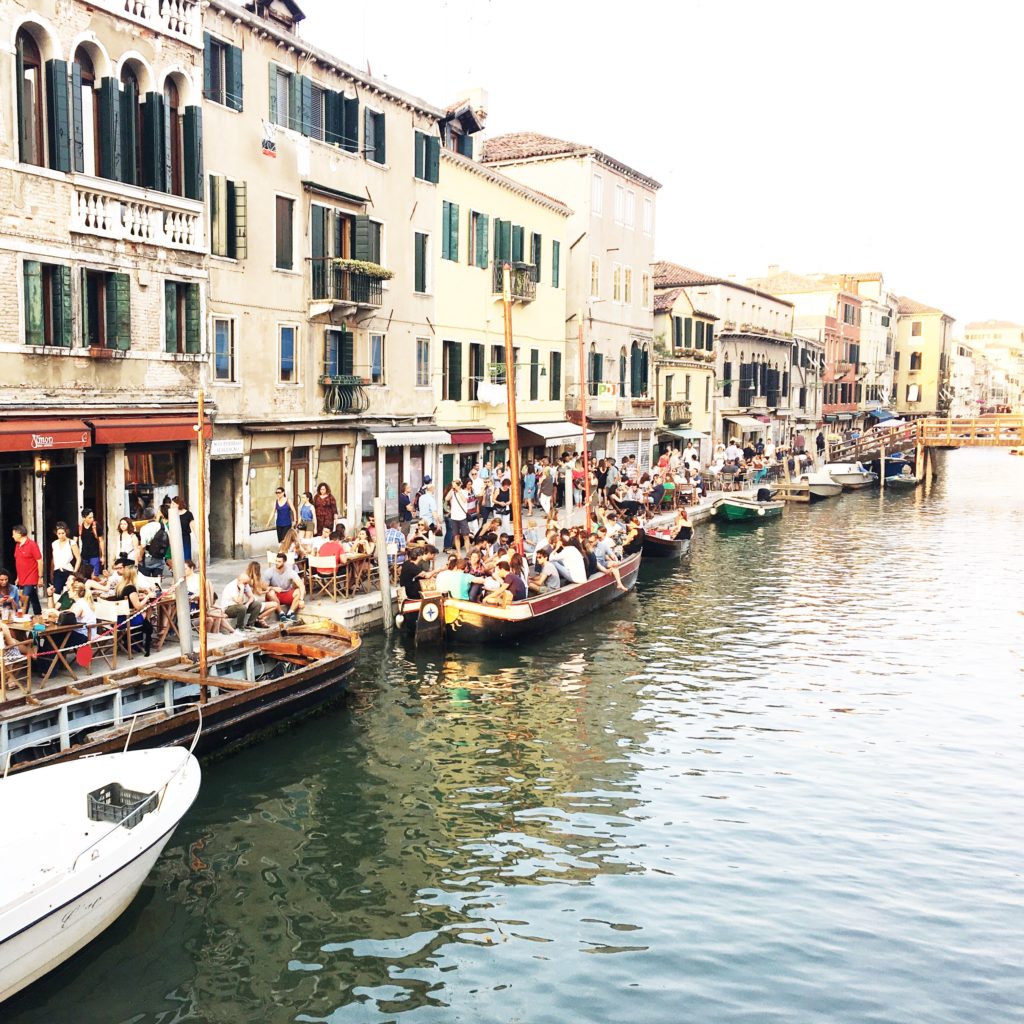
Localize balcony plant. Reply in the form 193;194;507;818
330;258;394;280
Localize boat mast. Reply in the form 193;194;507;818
502;263;524;556
195;389;209;696
578;310;592;534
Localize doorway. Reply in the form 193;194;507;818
290;447;310;511
43;465;78;555
209;459;237;559
0;467;24;572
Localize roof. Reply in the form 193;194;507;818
440;149;571;215
654;260;794;307
481;132;661;190
897;295;946;316
746;269;830;294
964;319;1024;330
653;287;683;313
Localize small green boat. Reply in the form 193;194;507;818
712;495;785;522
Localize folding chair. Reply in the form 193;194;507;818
95;598;133;660
1;636;34;701
307;555;339;601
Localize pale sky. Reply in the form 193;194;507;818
302;0;1023;332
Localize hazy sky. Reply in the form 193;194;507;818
302;0;1023;332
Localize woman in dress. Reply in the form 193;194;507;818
313;483;338;535
114;517;141;565
172;496;195;560
51;521;79;597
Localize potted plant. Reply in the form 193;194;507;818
331;258;394;280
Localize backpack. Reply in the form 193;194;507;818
147;525;168;560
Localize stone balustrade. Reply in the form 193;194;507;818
71;182;205;253
92;0;201;45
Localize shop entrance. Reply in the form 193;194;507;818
43;464;78;550
209;459;237;560
0;467;23;571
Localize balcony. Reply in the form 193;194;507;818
663;400;692;426
70;180;205;252
92;0;201;46
492;262;537;303
309;259;385;318
320;372;369;415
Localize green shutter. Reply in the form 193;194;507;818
511;224;524;263
552;240;560;287
203;33;214;98
182;105;203;200
141;92;165;191
630;345;642;397
341;328;354;375
299;74;313;135
81;270;92;346
267;63;277;123
684;318;693;347
120;78;137;185
54;265;72;347
550;351;561;401
414;232;426;293
108;273;132;350
325;90;343;146
45;60;71;172
442;202;458;261
695;321;705;350
354;214;372;261
530;349;539;401
375;111;386;163
70;62;84;172
460;134;473;159
448;341;462;401
476;213;489;269
164;280;178;352
97;78;122;181
185;283;201;353
363;107;374;160
23;262;43;346
225;44;243;111
414;131;425;179
426;135;440;183
495;219;511;262
232;180;247;259
342;95;359;151
531;232;542;283
288;72;301;132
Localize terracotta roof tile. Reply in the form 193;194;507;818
897;295;944;316
651;260;718;287
653;287;683;313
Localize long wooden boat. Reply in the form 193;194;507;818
641;528;691;558
711;496;784;522
0;621;360;774
399;552;641;645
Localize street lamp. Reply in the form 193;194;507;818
34;456;50;478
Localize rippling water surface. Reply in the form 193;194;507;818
9;450;1024;1024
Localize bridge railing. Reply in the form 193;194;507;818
917;415;1023;447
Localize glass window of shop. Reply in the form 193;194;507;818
249;448;284;532
360;441;376;521
316;447;345;519
407;445;424;493
125;449;184;521
384;448;400;519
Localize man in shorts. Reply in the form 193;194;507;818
266;554;306;622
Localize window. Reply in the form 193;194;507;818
894;351;901;370
552;240;560;287
614;184;624;223
910;351;923;370
164;280;201;353
684;374;691;401
511;225;525;263
642;197;653;235
416;337;430;388
592;172;603;214
308;83;325;140
442;340;462;400
641;272;650;308
73;47;98;177
442;201;459;261
414;232;429;293
468;343;485;401
23;262;72;347
15;30;44;167
624;190;635;228
588;343;602;396
911;321;922;337
907;383;921;403
119;65;142;187
275;196;294;270
590;257;600;298
619;347;627;392
369;333;385;384
209;175;247;259
82;269;131;349
271;67;291;128
612;264;622;303
695;321;705;350
279;324;298;383
203;33;243;110
324;328;354;376
623;268;632;305
268;65;358;151
549;351;562;400
213;318;235;381
490;344;505;385
684;318;693;348
529;349;540;401
723;360;733;398
469;210;489;269
364;108;386;163
414;131;440;182
530;232;542;283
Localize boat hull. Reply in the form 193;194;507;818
401;553;641;645
806;481;842;500
713;498;784;522
641;531;690;558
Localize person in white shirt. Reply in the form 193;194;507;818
219;574;261;630
550;537;587;585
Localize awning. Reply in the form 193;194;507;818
0;418;91;453
659;427;708;440
754;414;772;423
446;428;494;445
89;415;211;444
518;421;594;447
836;413;853;421
724;415;768;431
869;408;895;421
369;429;450;448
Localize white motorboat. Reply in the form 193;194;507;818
888;465;921;487
0;747;201;1003
797;472;843;501
825;462;879;490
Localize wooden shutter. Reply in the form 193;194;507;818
723;360;733;398
15;37;27;163
267;64;277;124
511;225;524;263
185;283;201;353
53;265;72;347
97;78;122;182
673;317;681;348
552;240;560;287
414;131;425;179
287;72;301;132
363;107;375;160
45;60;71;172
375;111;386;163
531;233;542;283
108;273;132;350
549;351;561;400
23;262;43;346
120;78;137;185
70;62;84;173
141;92;165;191
494;219;511;262
203;33;214;98
426;135;440;182
630;343;642;397
446;202;459;261
446;341;462;401
342;95;359;152
225;44;243;111
695;321;704;350
182;106;203;200
641;347;649;394
231;179;247;259
530;349;539;401
414;232;426;293
325;91;343;146
475;213;489;269
164;280;178;352
782;371;789;398
341;328;354;375
354;214;372;261
684;317;692;347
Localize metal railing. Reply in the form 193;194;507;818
663;400;692;426
320;372;370;415
309;260;384;308
492;262;536;302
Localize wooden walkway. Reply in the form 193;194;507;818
830;415;1023;465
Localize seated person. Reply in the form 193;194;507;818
183;561;234;635
114;565;155;655
0;570;21;614
550;539;587;585
482;560;527;607
622;518;645;556
593;528;628;592
528;549;561;594
1;620;28;672
219;574;261;632
265;554;306;622
399;550;438;600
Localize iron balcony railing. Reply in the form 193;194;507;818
663;400;692;426
309;259;384;308
319;371;370;415
492;262;537;302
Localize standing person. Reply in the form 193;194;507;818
604;457;620;503
171;496;194;560
448;479;471;557
418;482;440;539
398;482;414;536
113;517;141;565
538;464;554;517
12;525;43;616
793;431;806;455
268;486;295;543
493;477;512;532
296;491;316;539
522;463;537;514
50;522;79;597
816;431;826;458
78;509;104;576
313;483;338;535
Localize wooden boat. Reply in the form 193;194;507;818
0;613;361;775
825;462;879;489
641;527;691;558
399;552;641;645
0;747;200;1002
711;495;784;522
797;472;842;501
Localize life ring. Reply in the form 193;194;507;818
757;507;765;516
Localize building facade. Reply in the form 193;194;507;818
893;296;954;417
962;320;1023;413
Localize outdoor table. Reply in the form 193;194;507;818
6;616;84;684
338;553;371;597
148;592;180;651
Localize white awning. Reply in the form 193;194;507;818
724;415;768;432
518;421;594;446
368;429;450;448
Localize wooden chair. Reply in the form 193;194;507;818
95;598;133;661
86;618;119;671
1;637;34;701
386;542;401;584
307;555;339;601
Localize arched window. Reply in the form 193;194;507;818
641;344;650;397
120;65;142;185
618;346;627;393
164;78;183;196
74;46;98;176
630;340;641;398
16;29;44;166
588;342;602;397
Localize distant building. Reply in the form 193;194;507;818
962;320;1023;412
894;297;955;416
948;341;979;418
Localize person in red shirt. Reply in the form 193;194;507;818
12;525;43;615
316;529;345;578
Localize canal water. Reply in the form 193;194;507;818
8;450;1023;1024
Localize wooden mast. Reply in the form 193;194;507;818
578;310;592;534
196;389;209;697
502;264;524;556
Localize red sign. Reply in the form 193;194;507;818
0;419;91;453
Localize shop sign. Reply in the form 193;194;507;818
210;438;244;457
31;430;89;449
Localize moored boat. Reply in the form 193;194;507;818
641;528;691;558
887;465;920;487
711;494;785;522
797;472;843;501
0;747;200;1002
825;462;879;489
